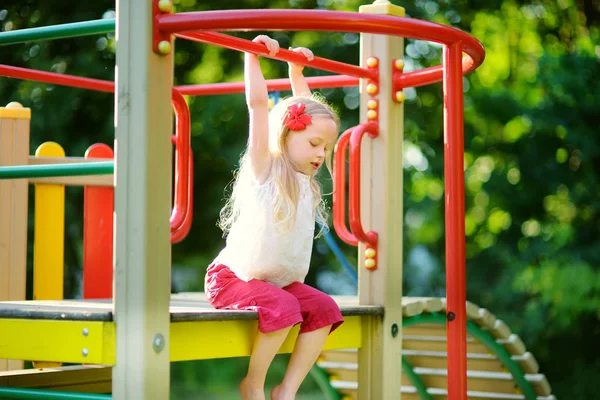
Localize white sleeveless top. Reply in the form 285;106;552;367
214;172;315;288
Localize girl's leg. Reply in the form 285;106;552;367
271;283;344;399
242;326;294;400
204;264;304;400
270;325;332;400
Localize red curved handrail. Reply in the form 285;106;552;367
171;152;194;244
176;31;376;81
170;89;190;234
158;9;485;86
0;64;191;241
349;122;379;247
333;127;358;247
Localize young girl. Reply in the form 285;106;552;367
204;35;344;400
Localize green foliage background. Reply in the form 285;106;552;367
1;0;599;398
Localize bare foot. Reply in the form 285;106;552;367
270;384;294;400
240;377;266;400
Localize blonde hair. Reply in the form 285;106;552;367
218;94;340;238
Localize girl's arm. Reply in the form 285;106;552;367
245;35;279;183
288;46;314;97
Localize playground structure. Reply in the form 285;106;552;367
0;1;557;399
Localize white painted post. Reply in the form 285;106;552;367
357;1;405;398
112;0;173;398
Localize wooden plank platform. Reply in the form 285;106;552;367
0;294;382;366
0;293;383;322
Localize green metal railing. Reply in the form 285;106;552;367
0;162;114;180
0;387;111;400
0;19;115;46
402;357;434;400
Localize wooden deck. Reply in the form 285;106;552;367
0;293;383;321
0;294;381;365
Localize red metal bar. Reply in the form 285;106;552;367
170;89;190;233
394;56;475;90
0;65;191;238
158;10;485;88
177;75;358;96
0;63;357;96
444;41;467;400
0;64;114;92
176;31;376;80
333;127;358;247
348;122;379;247
171;152;194;244
83;143;114;299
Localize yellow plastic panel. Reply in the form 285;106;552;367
0;319;115;365
170;316;362;362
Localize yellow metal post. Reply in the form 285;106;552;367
33;142;66;301
0;102;31;371
112;0;174;398
358;1;406;398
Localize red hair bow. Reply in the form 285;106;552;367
283;103;312;131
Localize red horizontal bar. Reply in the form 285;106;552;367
0;64;114;92
158;10;484;88
0;64;357;97
394;56;475;89
176;31;376;80
177;75;357;96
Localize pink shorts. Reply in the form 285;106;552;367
205;263;344;334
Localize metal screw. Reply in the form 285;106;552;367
447;311;456;321
82;328;89;337
153;333;165;353
391;323;399;338
82;348;89;357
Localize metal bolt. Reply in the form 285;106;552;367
82;328;89;337
447;311;456;321
366;57;378;68
364;258;376;269
158;0;172;13
153;333;165;353
157;41;172;55
366;83;378;95
395;59;405;70
365;248;376;258
391;323;399;338
82;348;89;357
395;91;406;103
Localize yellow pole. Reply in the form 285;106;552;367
0;102;31;371
32;141;66;369
33;142;66;300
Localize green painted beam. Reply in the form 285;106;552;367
0;387;111;400
309;365;342;400
402;357;433;400
0;19;115;46
0;162;114;180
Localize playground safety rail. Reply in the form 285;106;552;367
0;162;113;180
